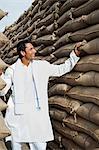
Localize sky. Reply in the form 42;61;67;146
0;0;33;32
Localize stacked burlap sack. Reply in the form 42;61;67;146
0;9;8;21
0;0;99;149
0;58;11;150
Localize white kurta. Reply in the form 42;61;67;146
0;51;79;143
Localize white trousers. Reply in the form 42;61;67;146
12;141;47;150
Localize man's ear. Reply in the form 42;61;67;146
20;51;25;57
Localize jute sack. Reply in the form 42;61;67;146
60;71;99;87
48;83;71;97
47;141;59;150
76;103;99;126
69;24;99;42
72;0;99;18
0;98;7;111
0;112;11;139
56;16;87;37
36;23;58;38
54;131;82;150
53;43;75;58
4;55;18;65
37;46;55;56
0;76;6;90
57;10;73;27
44;2;60;17
63;116;99;142
79;38;99;54
55;129;99;149
0;140;7;150
52;120;79;142
53;33;71;49
44;54;57;63
53;71;82;85
49;96;82;114
32;34;58;46
36;13;55;28
49;108;67;121
67;86;99;106
53;120;99;149
0;9;8;20
0;58;9;70
74;55;99;72
59;0;89;15
42;0;59;10
82;9;99;25
0;33;9;48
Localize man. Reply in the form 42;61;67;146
0;40;80;150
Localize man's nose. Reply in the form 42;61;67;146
34;49;36;53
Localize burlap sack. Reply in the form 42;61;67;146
79;38;99;54
0;76;6;90
44;54;57;63
0;98;7;111
0;112;11;139
4;55;18;65
42;0;59;10
53;33;71;49
32;9;46;23
53;120;99;149
59;0;89;15
49;96;82;114
36;13;55;28
60;71;99;87
0;33;9;48
55;130;98;150
54;131;82;150
53;43;75;58
36;24;56;38
76;103;99;126
67;86;99;106
48;83;71;97
44;2;60;17
74;55;99;72
49;108;67;121
56;16;87;37
72;0;99;18
82;9;99;25
0;58;9;70
47;141;59;150
69;24;99;42
56;71;83;85
57;10;72;27
32;34;58;46
63;116;99;142
0;140;7;150
37;46;55;56
0;9;8;20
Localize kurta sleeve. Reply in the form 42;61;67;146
0;67;13;96
48;50;80;77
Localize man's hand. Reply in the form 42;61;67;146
74;40;87;57
74;42;82;57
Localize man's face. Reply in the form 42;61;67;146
22;43;36;61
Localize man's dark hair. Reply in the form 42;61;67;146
17;40;33;58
